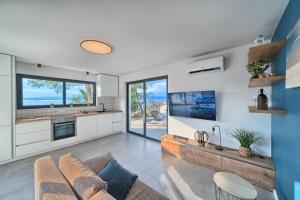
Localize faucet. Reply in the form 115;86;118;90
212;125;223;150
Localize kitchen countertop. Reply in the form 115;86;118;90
16;110;123;124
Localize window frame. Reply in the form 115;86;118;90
17;74;96;109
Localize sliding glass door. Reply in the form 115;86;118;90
127;76;167;140
128;82;145;135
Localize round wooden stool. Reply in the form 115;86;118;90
213;172;258;200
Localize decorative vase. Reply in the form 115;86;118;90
257;88;268;110
194;130;209;144
239;146;252;157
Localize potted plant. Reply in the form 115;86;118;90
246;58;271;79
232;129;262;157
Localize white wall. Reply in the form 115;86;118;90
16;61;97;82
118;44;272;156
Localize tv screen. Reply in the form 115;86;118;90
168;90;216;120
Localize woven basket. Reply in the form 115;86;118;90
239;146;252;157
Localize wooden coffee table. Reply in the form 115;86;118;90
213;172;257;200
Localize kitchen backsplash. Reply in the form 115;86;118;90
17;96;118;119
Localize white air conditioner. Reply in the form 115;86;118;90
187;56;224;75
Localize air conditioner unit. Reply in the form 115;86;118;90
187;56;224;75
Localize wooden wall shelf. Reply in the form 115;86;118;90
248;106;287;115
248;75;285;87
248;40;286;64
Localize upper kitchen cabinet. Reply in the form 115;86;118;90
97;74;119;97
110;75;119;96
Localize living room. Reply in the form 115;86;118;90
0;1;299;200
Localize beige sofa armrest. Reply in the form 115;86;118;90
89;190;116;200
34;156;78;200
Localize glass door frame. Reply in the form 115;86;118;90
126;76;168;142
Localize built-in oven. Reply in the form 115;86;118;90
51;115;76;141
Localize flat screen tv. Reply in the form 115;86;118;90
168;90;216;121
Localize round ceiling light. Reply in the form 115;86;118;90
80;40;112;55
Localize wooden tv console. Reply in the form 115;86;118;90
161;134;275;191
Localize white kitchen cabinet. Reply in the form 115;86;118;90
112;112;123;123
97;74;111;97
16;120;50;135
0;126;12;161
15;120;51;158
0;54;12;162
110;76;119;96
112;122;123;133
0;76;12;126
97;114;113;136
16;140;50;157
77;115;97;141
16;130;50;146
96;74;119;97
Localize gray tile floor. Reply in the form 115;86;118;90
0;133;274;200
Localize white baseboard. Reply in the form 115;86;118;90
273;189;279;200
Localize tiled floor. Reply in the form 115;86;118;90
0;133;274;200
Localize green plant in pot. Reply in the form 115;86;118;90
232;129;262;157
246;58;271;79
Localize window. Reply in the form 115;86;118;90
66;82;94;105
17;74;96;109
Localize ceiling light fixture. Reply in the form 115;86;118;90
80;39;112;55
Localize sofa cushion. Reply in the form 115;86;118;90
34;156;78;200
59;154;107;200
89;190;116;200
98;159;138;200
125;180;169;200
84;152;114;174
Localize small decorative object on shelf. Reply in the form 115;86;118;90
257;88;268;110
194;130;209;144
246;58;271;79
232;129;262;157
50;103;55;108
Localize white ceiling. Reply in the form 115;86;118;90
0;0;288;75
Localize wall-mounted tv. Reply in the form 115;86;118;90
168;90;216;121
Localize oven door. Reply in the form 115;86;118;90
52;121;76;141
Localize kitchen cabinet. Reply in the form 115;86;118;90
112;113;122;123
112;113;123;133
16;130;50;146
0;76;12;126
0;126;12;161
16;140;50;157
0;54;13;162
77;115;97;141
112;122;123;133
16;120;51;157
97;114;113;136
110;75;119;96
16;120;50;135
97;74;119;97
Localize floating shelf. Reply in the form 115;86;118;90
248;106;287;115
248;40;286;64
248;75;285;88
